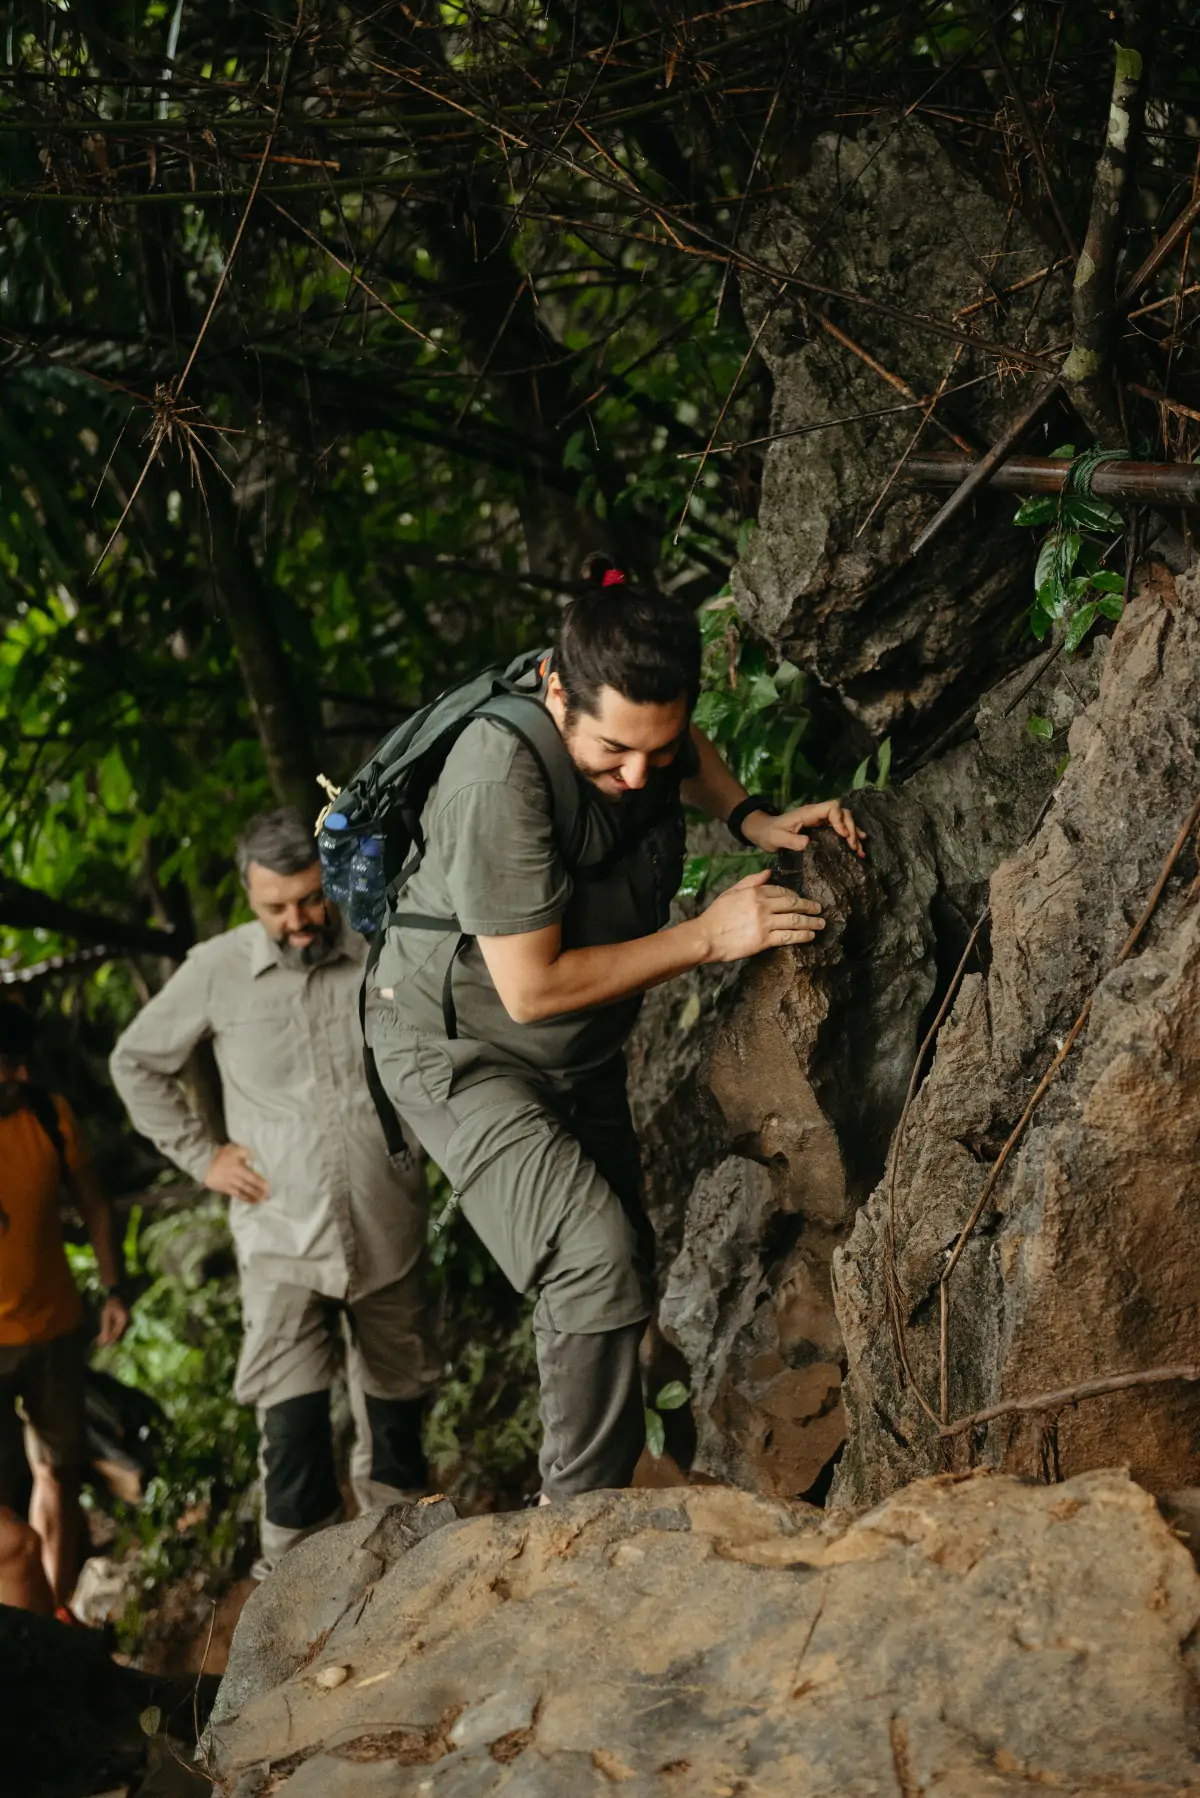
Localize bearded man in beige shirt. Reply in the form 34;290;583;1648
111;809;437;1575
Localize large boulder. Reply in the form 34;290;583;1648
633;646;1095;1498
834;564;1200;1507
207;1469;1200;1795
733;119;1069;749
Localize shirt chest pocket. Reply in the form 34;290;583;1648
212;995;313;1099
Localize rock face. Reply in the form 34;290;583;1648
207;1470;1200;1796
633;647;1096;1499
834;565;1200;1508
733;120;1068;748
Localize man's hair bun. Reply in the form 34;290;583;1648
579;552;627;588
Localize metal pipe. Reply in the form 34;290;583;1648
905;452;1200;507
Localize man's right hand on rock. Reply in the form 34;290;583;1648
205;1143;269;1204
699;868;826;963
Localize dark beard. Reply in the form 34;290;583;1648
272;912;340;969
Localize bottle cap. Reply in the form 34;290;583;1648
325;812;348;830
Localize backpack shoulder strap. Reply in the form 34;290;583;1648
474;691;588;868
24;1086;69;1179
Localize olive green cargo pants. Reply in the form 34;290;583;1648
366;1002;653;1500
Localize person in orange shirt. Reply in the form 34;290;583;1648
0;1000;129;1614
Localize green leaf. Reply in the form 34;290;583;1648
1049;443;1076;459
1096;591;1124;621
1091;570;1125;594
851;755;870;790
742;671;782;716
874;735;892;789
772;659;803;694
562;430;590;471
655;1381;690;1411
644;1407;666;1458
1058;530;1082;580
1026;714;1054;742
1059;496;1124;533
677;855;712;900
1013;495;1058;528
1055;753;1071;779
1034;536;1059;594
1029;602;1053;642
1063;601;1099;655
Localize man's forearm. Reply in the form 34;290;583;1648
479;916;709;1024
109;1049;221;1184
679;725;747;824
72;1169;123;1289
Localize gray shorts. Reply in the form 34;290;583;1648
0;1330;89;1496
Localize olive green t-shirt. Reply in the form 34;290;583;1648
371;713;690;1080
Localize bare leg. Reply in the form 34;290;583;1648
29;1462;83;1608
0;1505;54;1614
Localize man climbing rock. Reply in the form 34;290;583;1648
365;569;863;1502
0;1001;129;1616
110;810;438;1576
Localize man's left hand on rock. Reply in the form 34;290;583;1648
741;798;867;859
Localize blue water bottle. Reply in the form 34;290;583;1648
347;834;387;936
316;811;357;910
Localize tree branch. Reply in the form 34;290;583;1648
1062;10;1157;439
0;880;184;961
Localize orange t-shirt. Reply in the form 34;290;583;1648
0;1095;90;1346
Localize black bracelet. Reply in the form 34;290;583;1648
726;794;779;845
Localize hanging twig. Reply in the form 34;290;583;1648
939;1363;1200;1438
981;6;1078;261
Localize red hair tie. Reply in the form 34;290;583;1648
601;567;626;587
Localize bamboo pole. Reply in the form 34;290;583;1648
905;451;1200;507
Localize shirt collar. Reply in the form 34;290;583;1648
250;909;357;978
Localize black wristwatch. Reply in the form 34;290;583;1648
727;794;780;845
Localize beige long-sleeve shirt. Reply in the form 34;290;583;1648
110;917;425;1301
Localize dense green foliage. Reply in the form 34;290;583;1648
4;0;1200;1635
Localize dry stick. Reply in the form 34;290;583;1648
1128;382;1200;427
90;11;301;576
939;1364;1200;1438
981;7;1078;261
1118;187;1200;310
675;375;998;459
1126;280;1200;321
937;784;1200;1423
955;261;1068;319
884;909;991;1431
175;20;299;398
908;368;1062;558
857;346;970;538
267;199;442;350
813;312;974;456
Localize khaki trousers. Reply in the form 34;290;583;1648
235;1268;438;1569
367;1005;653;1501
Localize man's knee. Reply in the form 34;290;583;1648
0;1505;40;1570
362;1395;428;1493
0;1505;51;1612
260;1390;339;1529
541;1198;650;1334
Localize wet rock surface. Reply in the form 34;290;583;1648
207;1471;1200;1796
